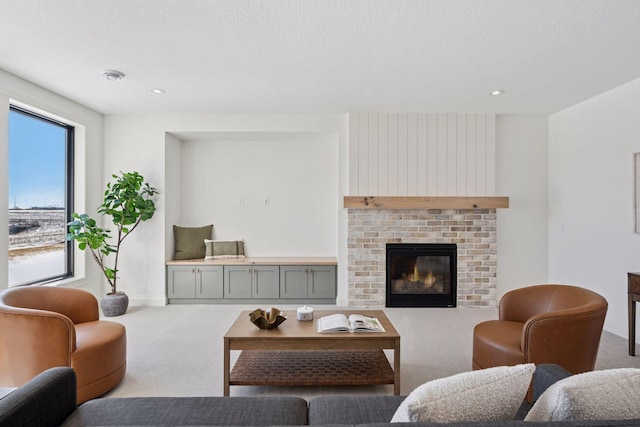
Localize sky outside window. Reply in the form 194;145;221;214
9;109;66;209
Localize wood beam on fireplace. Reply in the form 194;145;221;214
343;196;509;209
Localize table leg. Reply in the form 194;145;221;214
223;338;230;396
394;338;401;395
630;295;636;356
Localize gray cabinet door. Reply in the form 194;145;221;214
279;265;308;298
224;266;252;298
198;266;223;298
252;266;280;298
167;266;196;299
308;266;336;299
168;263;336;302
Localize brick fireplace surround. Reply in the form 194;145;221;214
347;208;497;308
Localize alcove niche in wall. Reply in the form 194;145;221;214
165;131;339;258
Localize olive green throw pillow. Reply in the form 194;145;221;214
173;225;213;260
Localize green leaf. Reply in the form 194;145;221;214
67;171;157;294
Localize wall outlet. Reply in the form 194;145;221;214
239;197;245;206
264;197;269;206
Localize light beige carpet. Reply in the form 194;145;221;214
103;304;640;399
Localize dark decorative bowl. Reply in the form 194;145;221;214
249;308;287;329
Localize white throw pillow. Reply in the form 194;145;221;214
525;368;640;422
204;239;245;259
390;364;535;423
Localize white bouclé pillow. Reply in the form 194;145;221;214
390;364;535;423
525;368;640;422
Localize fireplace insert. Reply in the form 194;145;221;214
386;243;457;307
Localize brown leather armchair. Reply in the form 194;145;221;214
473;284;607;380
0;286;126;403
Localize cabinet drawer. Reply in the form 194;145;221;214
630;274;640;295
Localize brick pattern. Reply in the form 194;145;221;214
347;209;497;308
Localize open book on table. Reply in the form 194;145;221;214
316;313;385;333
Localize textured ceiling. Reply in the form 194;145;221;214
1;0;640;115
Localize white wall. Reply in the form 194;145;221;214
549;77;640;338
103;114;349;306
164;133;182;267
495;116;549;298
179;136;337;256
0;69;104;297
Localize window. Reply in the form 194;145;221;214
8;106;74;286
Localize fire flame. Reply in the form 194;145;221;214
408;264;436;287
424;270;436;286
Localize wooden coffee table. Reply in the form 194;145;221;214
223;310;401;396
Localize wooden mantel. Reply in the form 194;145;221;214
343;196;509;209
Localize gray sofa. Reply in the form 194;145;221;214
1;365;639;427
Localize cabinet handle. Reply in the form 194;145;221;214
191;268;195;274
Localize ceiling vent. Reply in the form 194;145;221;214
102;70;125;81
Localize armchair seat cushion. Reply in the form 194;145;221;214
72;321;126;403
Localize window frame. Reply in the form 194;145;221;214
8;105;75;286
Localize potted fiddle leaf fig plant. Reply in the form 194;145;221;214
67;171;158;316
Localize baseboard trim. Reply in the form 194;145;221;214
127;295;167;307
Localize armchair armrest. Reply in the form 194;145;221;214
0;308;76;385
0;367;77;427
521;305;607;372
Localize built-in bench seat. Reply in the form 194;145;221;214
166;257;337;304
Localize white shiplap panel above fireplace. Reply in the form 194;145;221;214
349;113;496;197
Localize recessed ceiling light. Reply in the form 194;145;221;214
489;90;505;96
150;88;166;94
102;70;125;81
